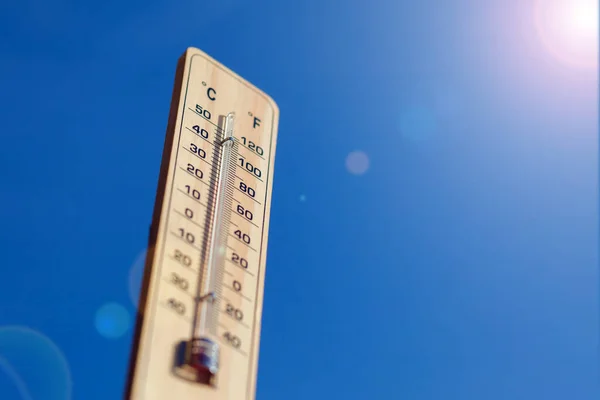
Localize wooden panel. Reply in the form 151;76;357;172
125;47;279;400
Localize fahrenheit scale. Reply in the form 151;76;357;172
125;47;279;400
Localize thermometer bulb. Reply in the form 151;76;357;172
188;337;220;383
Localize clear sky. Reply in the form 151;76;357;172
0;0;598;399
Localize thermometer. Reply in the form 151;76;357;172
125;47;279;400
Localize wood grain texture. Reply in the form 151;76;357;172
125;47;279;400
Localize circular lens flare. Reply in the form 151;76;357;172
129;248;148;308
0;327;72;400
95;303;131;339
535;0;598;69
345;151;370;175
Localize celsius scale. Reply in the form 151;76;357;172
125;47;279;400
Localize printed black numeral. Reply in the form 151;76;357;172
195;104;212;120
167;298;186;315
239;182;256;198
187;163;203;179
174;249;192;266
240;136;264;156
189;143;206;158
226;304;244;321
223;332;241;348
238;158;262;178
234;229;251;244
236;205;253;221
171;272;189;290
178;228;195;244
231;253;248;269
185;185;201;200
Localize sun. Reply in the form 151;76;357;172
534;0;598;69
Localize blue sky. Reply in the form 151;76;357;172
0;0;598;399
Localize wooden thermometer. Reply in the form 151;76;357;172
125;47;279;400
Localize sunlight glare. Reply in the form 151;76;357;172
535;0;598;69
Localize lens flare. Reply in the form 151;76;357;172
535;0;598;69
345;151;370;175
129;248;147;308
95;303;131;339
0;327;72;400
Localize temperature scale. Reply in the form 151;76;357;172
125;47;279;400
